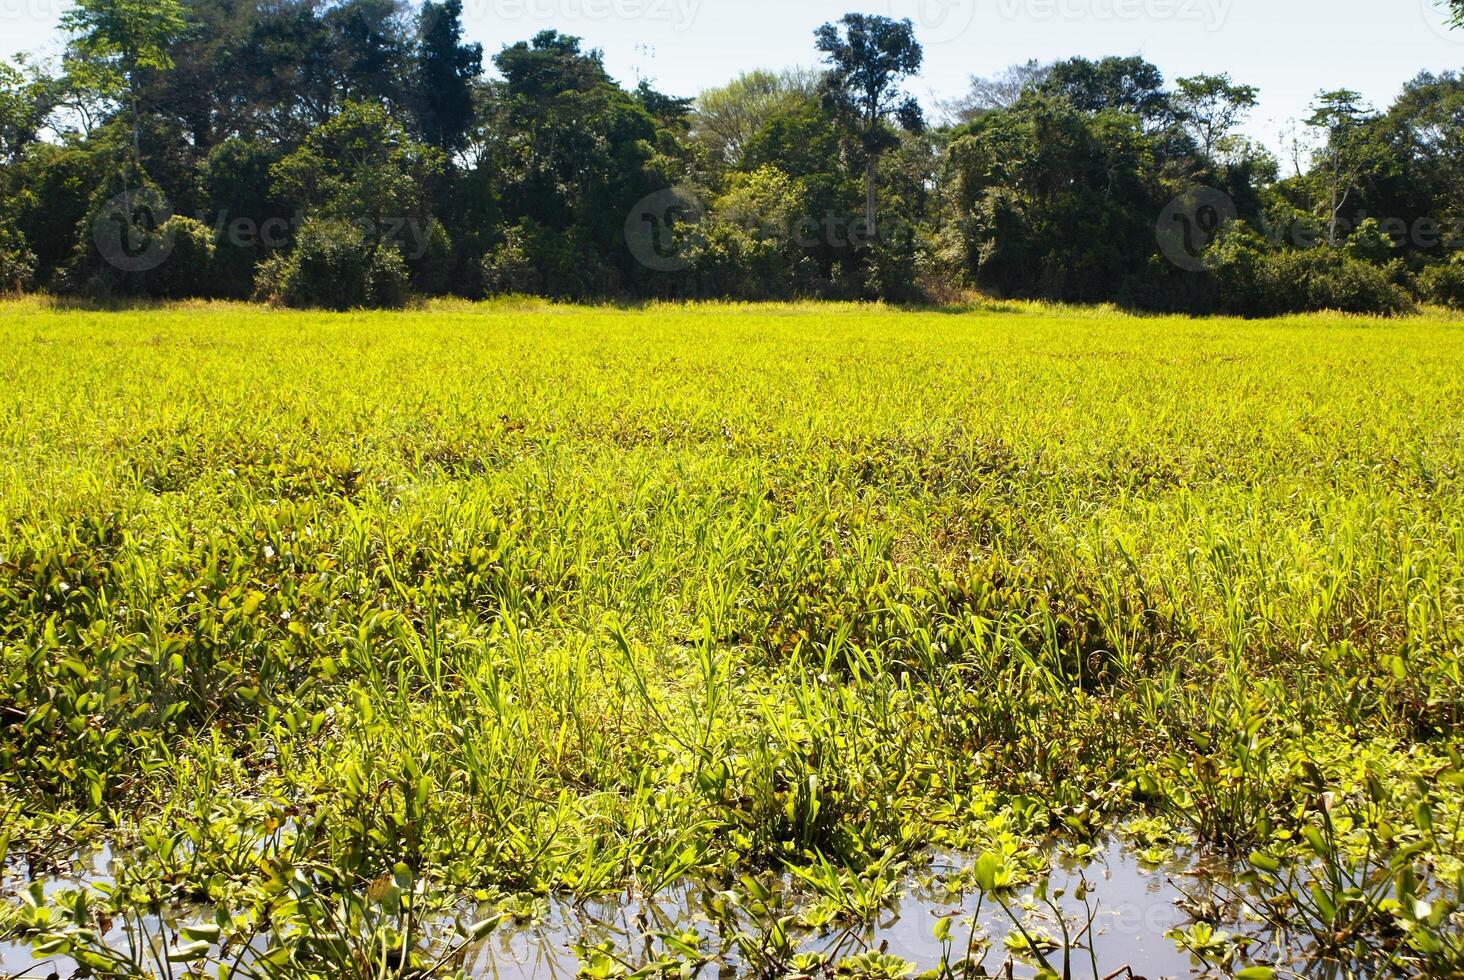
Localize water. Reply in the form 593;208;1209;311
457;840;1248;978
0;840;1274;979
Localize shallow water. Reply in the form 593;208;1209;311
453;840;1252;979
0;840;1272;979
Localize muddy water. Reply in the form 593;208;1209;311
2;840;1268;979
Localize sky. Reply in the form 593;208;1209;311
4;0;1462;150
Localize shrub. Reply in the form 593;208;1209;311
203;139;285;299
148;216;216;299
862;223;924;303
407;219;454;297
1416;259;1464;308
263;218;410;310
1208;228;1412;316
480;220;616;299
1343;217;1398;265
55;172;174;299
366;243;410;309
0;220;35;293
479;223;543;296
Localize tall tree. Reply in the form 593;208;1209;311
693;68;818;166
940;60;1049;123
495;30;608;101
324;0;411;108
1173;73;1258;161
814;13;924;228
1041;56;1170;125
1306;89;1376;246
271;100;442;232
414;0;482;156
0;56;56;164
61;0;187;170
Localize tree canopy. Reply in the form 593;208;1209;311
0;5;1458;314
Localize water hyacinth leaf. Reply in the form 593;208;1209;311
167;940;214;962
972;853;1000;893
181;923;222;943
1248;852;1281;874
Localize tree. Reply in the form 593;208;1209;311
1173;73;1258;161
324;0;412;108
634;80;694;130
693;68;818;166
61;0;186;170
942;92;1171;302
814;14;924;228
1306;89;1377;245
0;56;56;164
487;32;674;295
495;30;609;101
939;60;1049;123
413;0;481;156
1041;56;1170;125
271;100;442;230
1355;72;1464;254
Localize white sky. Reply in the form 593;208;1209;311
4;0;1462;149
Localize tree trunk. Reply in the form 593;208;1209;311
1328;165;1339;247
864;155;877;231
130;78;143;180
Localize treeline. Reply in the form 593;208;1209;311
0;0;1461;313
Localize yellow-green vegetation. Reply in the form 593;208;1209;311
1;299;1463;977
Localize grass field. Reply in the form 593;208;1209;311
2;299;1463;978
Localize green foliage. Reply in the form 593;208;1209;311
1419;257;1464;306
1040;55;1171;121
412;0;482;154
1206;227;1413;315
814;13;924;227
693;69;818;167
272;101;443;231
943;93;1172;303
2;6;1460;312
61;0;186;79
408;218;454;296
1173;73;1259;160
150;215;215;298
260;217;409;310
0;218;35;292
0;55;56;164
1;302;1462;978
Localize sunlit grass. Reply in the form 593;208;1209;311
1;300;1461;975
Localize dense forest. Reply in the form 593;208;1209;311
0;0;1461;313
